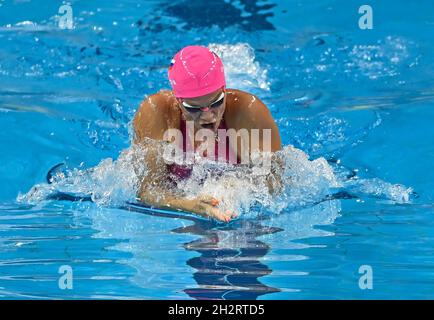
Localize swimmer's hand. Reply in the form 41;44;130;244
173;196;238;223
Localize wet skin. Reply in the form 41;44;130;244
133;88;282;222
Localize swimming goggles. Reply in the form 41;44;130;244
181;91;225;113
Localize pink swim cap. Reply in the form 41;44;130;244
168;46;226;98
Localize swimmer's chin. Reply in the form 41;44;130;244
198;122;217;132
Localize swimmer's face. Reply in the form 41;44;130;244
178;87;226;132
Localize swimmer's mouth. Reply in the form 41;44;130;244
200;122;216;130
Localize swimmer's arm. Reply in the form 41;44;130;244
133;96;203;215
132;124;234;221
138;183;235;222
132;95;235;222
138;183;187;211
132;94;184;205
131;139;197;216
267;155;285;195
135;145;235;222
237;95;284;194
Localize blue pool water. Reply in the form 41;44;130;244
1;0;434;299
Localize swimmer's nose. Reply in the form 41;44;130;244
200;110;215;122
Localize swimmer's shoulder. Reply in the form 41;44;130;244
133;89;181;141
226;88;251;106
225;88;281;150
225;88;271;124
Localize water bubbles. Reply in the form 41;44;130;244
286;34;419;90
348;36;412;80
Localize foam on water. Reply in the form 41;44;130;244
344;178;413;204
174;145;341;217
17;139;413;218
17;144;147;206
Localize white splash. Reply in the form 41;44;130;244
17;145;147;206
344;177;413;204
18;141;413;217
208;43;270;91
174;145;340;217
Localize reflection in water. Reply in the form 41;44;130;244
81;197;340;299
172;219;282;300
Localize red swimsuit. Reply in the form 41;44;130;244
167;118;238;180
